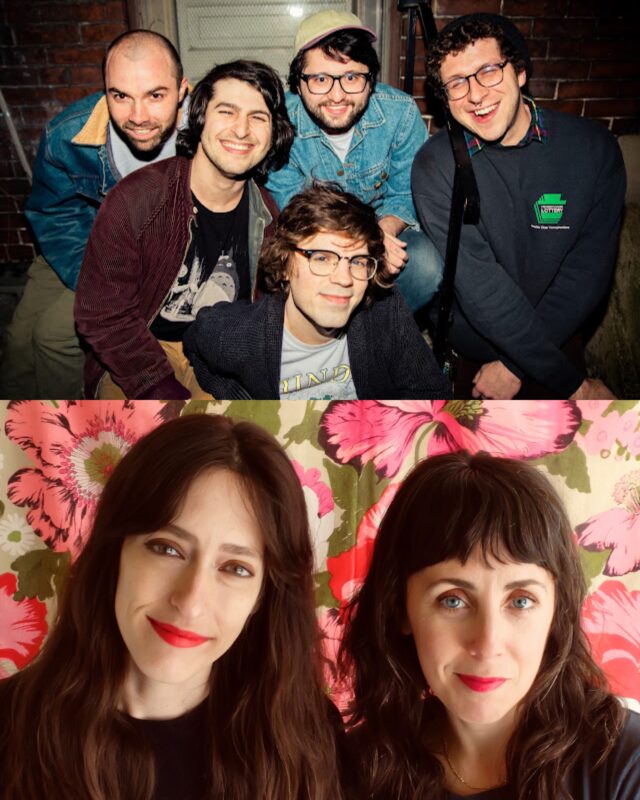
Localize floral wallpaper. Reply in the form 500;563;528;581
0;399;639;708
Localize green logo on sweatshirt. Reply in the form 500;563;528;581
534;193;566;224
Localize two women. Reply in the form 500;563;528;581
341;451;640;799
0;414;341;800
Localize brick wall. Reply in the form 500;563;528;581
394;0;640;135
0;0;128;266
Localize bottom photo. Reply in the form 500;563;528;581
1;399;639;798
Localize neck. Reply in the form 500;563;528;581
501;95;532;147
190;150;247;212
284;294;340;345
119;662;209;721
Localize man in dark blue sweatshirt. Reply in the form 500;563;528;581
412;13;625;399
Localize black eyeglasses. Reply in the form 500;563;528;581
442;61;509;100
300;72;371;95
295;248;377;281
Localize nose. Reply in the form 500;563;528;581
330;257;355;287
466;607;505;659
327;77;347;102
169;563;213;623
467;74;489;104
231;113;250;139
128;99;150;126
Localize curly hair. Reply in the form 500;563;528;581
288;29;380;94
340;451;625;800
258;182;391;304
426;14;531;99
0;414;342;800
177;60;294;181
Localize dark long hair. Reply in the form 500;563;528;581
289;30;380;94
177;60;294;181
340;451;625;800
0;413;341;800
258;182;390;302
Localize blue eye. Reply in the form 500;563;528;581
440;595;465;610
512;596;533;610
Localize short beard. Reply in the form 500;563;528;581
303;98;369;136
111;120;174;161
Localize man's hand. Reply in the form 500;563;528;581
379;215;408;276
569;378;616;400
472;361;522;399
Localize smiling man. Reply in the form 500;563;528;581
75;60;293;399
266;10;443;317
0;30;188;399
184;184;450;400
412;13;626;399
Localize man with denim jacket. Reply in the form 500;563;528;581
75;60;292;399
267;10;442;315
0;30;189;399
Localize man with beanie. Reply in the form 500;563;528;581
412;13;625;399
267;9;442;315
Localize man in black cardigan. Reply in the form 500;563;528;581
184;184;451;399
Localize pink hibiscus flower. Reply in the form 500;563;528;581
581;579;640;704
0;572;48;670
291;460;335;566
326;482;401;607
576;469;640;576
5;401;172;558
318;608;351;710
319;400;580;478
580;405;640;458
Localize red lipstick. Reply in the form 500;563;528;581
147;617;210;648
456;674;507;692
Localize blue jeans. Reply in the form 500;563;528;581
394;228;443;314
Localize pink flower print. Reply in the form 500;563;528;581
318;608;351;711
581;407;640;458
320;400;580;479
326;483;401;607
576;470;640;575
5;401;169;558
0;572;48;670
291;460;335;566
581;579;640;704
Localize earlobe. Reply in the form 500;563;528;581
517;69;527;88
179;78;189;102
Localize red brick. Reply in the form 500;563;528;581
2;86;56;104
6;243;36;261
611;117;640;135
19;229;37;246
585;98;640;116
527;40;548;58
39;66;72;85
590;60;640;79
36;3;106;23
503;0;559;15
597;18;639;36
531;59;589;79
48;44;106;64
538;98;585;116
529;79;557;99
0;178;31;197
567;0;600;13
532;18;596;39
80;22;126;44
558;80;640;99
18;103;64;127
0;66;39;83
434;0;501;14
15;23;81;46
550;39;636;59
0;228;21;245
1;45;49;65
53;85;92;103
70;65;102;84
105;0;127;23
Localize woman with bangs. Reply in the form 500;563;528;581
340;451;640;799
0;414;342;800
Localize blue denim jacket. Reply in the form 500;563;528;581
25;92;116;290
266;83;427;227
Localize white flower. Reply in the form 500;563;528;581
0;513;43;557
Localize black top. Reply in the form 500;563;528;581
126;700;209;800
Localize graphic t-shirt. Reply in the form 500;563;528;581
279;326;357;399
151;188;250;341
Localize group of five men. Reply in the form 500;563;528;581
1;9;625;401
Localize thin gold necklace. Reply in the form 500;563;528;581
441;736;502;793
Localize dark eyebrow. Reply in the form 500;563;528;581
107;86;170;95
164;523;262;560
427;577;550;592
214;101;271;116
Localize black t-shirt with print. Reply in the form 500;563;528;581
150;186;250;342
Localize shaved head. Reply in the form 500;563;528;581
104;29;183;87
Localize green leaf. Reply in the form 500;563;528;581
11;549;71;601
0;500;4;519
181;399;220;415
324;458;388;558
283;402;323;451
602;401;639;417
578;419;592;437
224;401;281;436
315;569;339;609
579;547;611;584
531;442;590;493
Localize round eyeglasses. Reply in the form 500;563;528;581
442;61;508;100
300;72;371;95
295;248;377;281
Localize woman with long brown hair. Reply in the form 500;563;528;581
340;451;640;799
0;413;342;800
